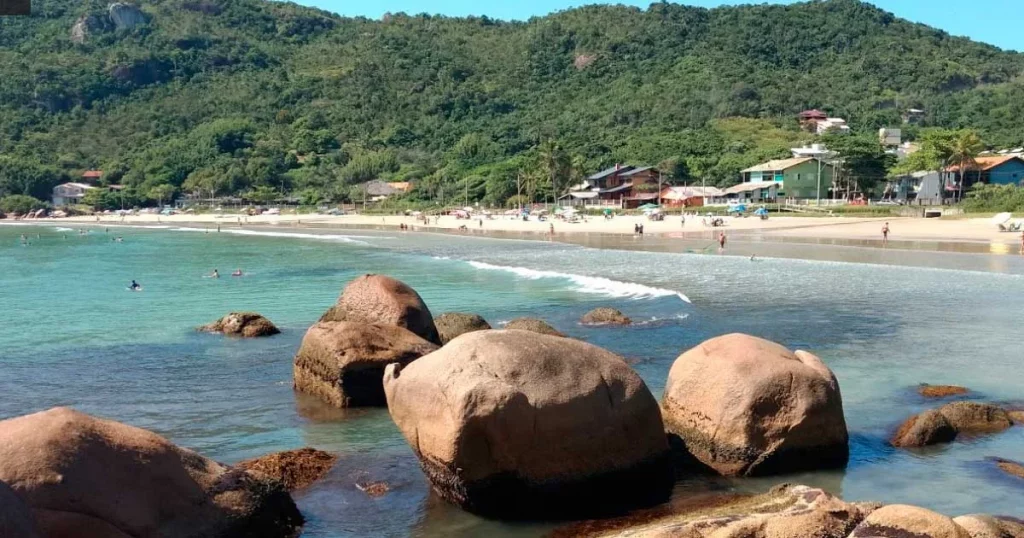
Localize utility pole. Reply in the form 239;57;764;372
816;157;822;206
658;170;664;207
516;173;523;213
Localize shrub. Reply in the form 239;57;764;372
0;195;49;214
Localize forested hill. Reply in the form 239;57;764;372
2;0;1024;206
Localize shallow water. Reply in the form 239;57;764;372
1;223;1022;536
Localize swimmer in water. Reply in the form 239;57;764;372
130;280;141;291
232;268;243;277
211;269;220;278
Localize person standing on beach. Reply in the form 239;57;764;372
719;231;727;250
882;222;890;246
549;223;554;236
1020;231;1024;254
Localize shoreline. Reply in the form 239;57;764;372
10;212;1024;274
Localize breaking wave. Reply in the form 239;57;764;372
465;261;690;302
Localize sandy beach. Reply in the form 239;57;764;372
51;211;1022;248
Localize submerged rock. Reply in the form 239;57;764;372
433;312;491;345
293;321;438;407
661;333;848;476
198;312;280;337
0;481;40;538
561;484;873;538
237;448;338;491
992;457;1024;480
919;384;970;398
333;274;440;344
581;307;632;325
0;407;302;538
892;402;1012;448
383;330;672;518
503;317;565;337
849;504;969;538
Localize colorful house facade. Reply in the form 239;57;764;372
566;164;661;207
740;157;836;199
948;155;1024;188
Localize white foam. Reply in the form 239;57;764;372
466;261;690;302
171;226;378;245
52;227;74;232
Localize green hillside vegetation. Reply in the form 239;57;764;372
2;0;1024;208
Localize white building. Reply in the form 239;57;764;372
879;128;901;147
791;143;835;159
816;118;850;135
52;182;96;206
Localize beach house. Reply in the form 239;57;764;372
739;157;836;200
52;182;96;206
659;186;724;207
566;164;661;208
947;155;1024;189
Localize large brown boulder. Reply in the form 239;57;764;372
581;307;632;326
0;407;302;538
237;448;338;491
198;312;280;337
504;317;565;337
383;329;672;518
561;484;874;538
0;480;40;538
849;505;969;538
293;321;439;407
891;402;1012;448
333;274;440;344
661;333;848;476
434;312;491;345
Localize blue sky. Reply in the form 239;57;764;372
300;1;1022;52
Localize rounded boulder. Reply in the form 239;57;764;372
293;321;439;407
503;317;565;337
661;333;848;477
0;407;302;538
891;402;1012;448
581;307;632;326
335;274;440;344
383;329;672;518
198;312;279;337
434;312;491;345
849;505;969;538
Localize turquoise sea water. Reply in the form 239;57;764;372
1;223;1022;536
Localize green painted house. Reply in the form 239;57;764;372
740;157;836;199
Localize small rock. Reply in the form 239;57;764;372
433;312;491;345
992;457;1024;480
849;504;970;538
237;448;338;491
1006;409;1024;425
919;384;970;398
891;402;1011;448
355;481;390;498
892;409;957;448
581;307;632;326
198;312;280;337
503;317;565;337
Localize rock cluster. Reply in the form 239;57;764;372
0;407;303;538
198;311;280;337
892;401;1014;448
383;329;672;518
661;333;848;476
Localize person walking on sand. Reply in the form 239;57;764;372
719;231;727;250
882;222;890;246
549;223;554;236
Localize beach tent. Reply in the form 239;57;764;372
992;212;1012;225
754;207;768;216
638;203;659;210
728;204;747;213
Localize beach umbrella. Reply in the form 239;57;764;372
754;207;768;216
603;208;613;215
992;212;1013;225
638;203;659;210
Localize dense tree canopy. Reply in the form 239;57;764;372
2;0;1023;205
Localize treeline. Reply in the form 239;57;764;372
2;0;1024;209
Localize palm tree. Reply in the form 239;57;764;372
538;140;566;205
948;130;984;202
